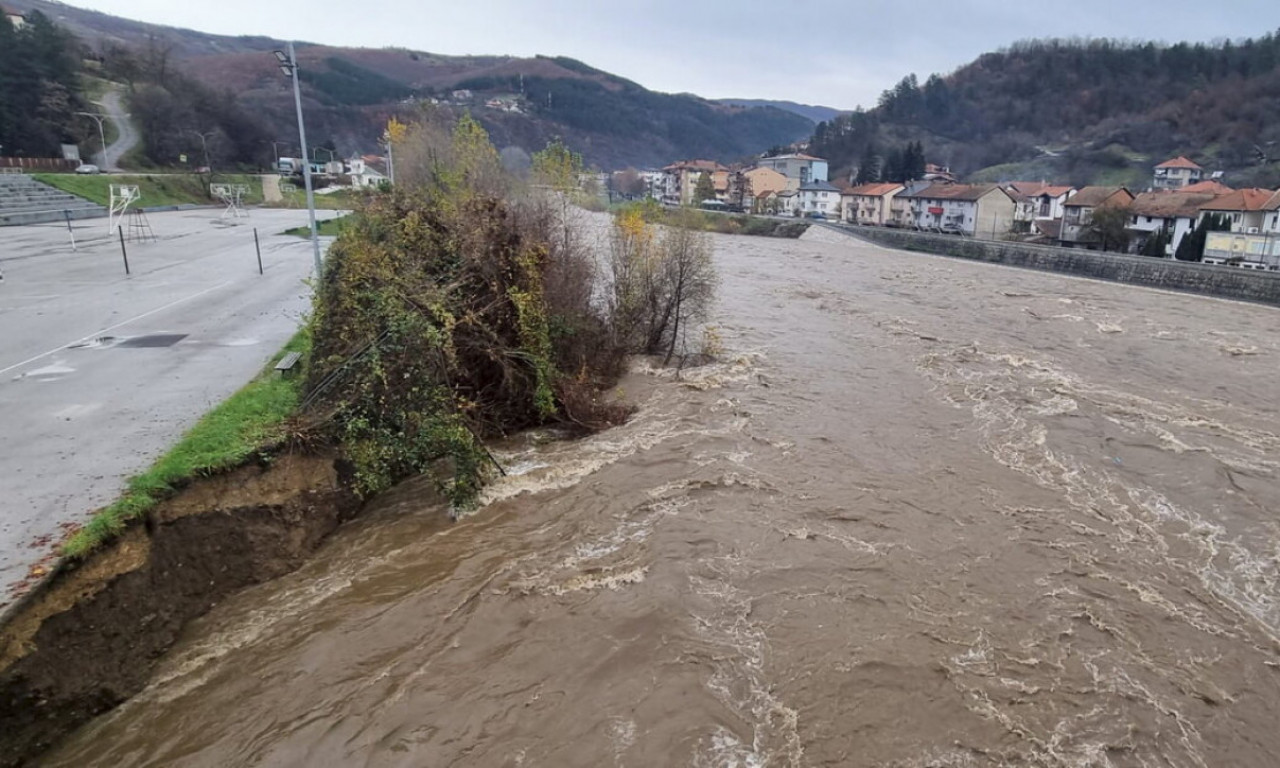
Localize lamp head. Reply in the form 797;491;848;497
272;50;292;76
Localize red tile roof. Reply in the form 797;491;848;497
1181;180;1233;194
1006;181;1045;197
842;182;904;197
1155;156;1203;170
1064;186;1133;208
903;183;1008;202
1198;188;1276;212
1005;182;1074;201
1130;190;1223;219
1034;219;1063;239
662;159;727;172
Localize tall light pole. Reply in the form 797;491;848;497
274;43;322;278
271;140;291;167
76;111;108;168
186;130;214;171
382;132;395;184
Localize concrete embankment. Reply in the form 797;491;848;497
823;224;1280;307
0;452;361;767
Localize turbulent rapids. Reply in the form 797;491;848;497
46;223;1280;767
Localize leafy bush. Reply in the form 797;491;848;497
301;117;629;509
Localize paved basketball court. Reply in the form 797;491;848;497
0;208;342;601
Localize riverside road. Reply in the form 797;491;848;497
0;208;340;602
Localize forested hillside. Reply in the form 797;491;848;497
811;33;1280;187
1;0;812;170
0;11;88;157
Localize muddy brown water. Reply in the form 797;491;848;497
45;225;1280;767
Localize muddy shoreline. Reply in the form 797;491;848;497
0;452;362;767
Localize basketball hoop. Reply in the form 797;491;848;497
108;184;140;233
211;183;250;220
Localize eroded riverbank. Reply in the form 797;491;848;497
36;225;1280;766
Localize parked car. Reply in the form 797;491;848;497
75;164;100;175
807;211;827;220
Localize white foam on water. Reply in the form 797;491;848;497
690;554;804;768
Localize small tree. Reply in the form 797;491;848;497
1140;226;1171;257
1086;204;1132;252
612;167;645;198
608;205;716;362
693;171;716;204
1175;213;1230;261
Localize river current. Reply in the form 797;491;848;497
46;224;1280;767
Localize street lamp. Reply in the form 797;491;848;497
76;111;108;168
186;130;214;171
273;43;322;278
271;140;292;167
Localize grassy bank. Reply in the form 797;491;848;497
269;186;362;210
617;200;810;238
62;330;311;559
284;216;347;237
32;173;266;208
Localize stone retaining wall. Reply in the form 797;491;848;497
828;225;1280;307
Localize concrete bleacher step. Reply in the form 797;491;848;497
0;173;107;226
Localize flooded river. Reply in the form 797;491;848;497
46;226;1280;767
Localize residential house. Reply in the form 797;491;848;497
1060;186;1135;248
661;159;728;206
1153;156;1204;189
712;169;731;203
1202;189;1280;268
347;155;389;186
728;166;788;212
888;180;933;228
2;5;24;28
639;170;666;200
754;153;829;190
797;180;842;217
841;182;904;225
922;163;957;183
903;183;1017;237
1006;182;1075;226
775;189;799;217
1127;190;1223;257
1197;188;1276;233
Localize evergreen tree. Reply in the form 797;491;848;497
1175;213;1231;261
881;147;904;183
1140;226;1171;257
693;171;715;204
855;144;880;184
906;141;927;180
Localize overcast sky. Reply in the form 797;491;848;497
63;0;1278;108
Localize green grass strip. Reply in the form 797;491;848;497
61;329;311;559
283;216;347;238
31;173;267;208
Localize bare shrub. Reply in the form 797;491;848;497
608;205;718;363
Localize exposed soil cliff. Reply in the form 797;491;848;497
0;452;362;767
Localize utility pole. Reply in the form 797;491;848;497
274;42;322;278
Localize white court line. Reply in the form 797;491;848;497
0;280;233;377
